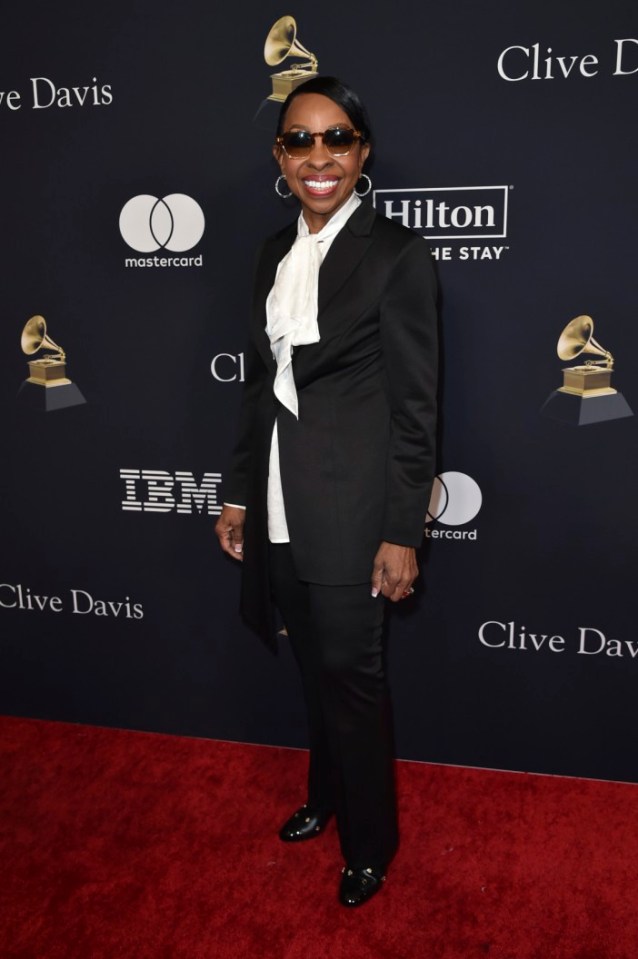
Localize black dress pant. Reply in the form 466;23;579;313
269;543;398;871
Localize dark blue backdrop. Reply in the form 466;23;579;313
2;0;637;781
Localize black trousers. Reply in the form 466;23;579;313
269;543;399;871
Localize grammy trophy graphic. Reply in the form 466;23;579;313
541;315;632;425
264;15;318;101
254;15;319;129
18;315;86;411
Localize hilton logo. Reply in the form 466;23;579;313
373;185;510;262
120;469;222;515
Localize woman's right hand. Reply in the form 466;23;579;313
215;506;246;561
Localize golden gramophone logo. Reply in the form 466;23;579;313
264;15;318;102
18;315;86;411
541;315;633;425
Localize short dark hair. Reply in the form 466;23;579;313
276;76;373;151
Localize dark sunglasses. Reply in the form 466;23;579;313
275;126;364;159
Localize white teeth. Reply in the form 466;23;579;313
304;179;338;191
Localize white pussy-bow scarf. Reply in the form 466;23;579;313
265;194;360;418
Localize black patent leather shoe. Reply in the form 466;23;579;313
278;804;333;842
339;866;386;907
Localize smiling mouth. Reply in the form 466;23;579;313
303;178;339;195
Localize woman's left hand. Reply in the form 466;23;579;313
371;542;418;602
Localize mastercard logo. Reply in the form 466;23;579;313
119;194;205;253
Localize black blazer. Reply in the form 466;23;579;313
225;200;438;645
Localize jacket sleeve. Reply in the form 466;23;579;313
378;237;438;546
223;337;269;508
223;243;271;507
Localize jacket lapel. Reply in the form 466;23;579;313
251;201;378;367
251;221;296;365
317;200;377;316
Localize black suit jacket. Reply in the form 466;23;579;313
225;200;438;646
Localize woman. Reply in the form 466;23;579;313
215;76;438;907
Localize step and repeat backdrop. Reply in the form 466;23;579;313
2;0;637;781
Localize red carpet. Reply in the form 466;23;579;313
1;716;637;959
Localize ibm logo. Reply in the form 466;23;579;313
120;469;222;515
